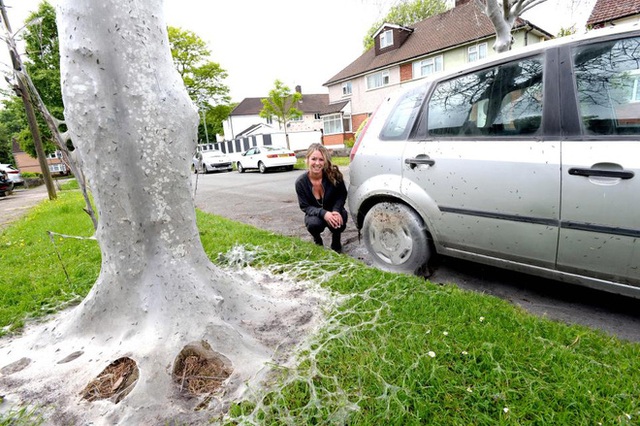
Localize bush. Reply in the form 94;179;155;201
21;172;42;178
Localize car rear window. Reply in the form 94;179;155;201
573;36;640;136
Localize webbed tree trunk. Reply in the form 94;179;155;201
0;1;327;424
58;0;216;334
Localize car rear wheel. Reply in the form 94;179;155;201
258;162;267;174
237;162;245;173
362;202;431;275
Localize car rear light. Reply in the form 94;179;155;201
266;154;278;158
7;170;17;174
350;108;377;161
288;153;295;157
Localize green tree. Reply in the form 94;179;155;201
168;26;231;141
0;123;14;164
2;0;61;158
363;0;447;50
197;103;234;144
259;80;303;150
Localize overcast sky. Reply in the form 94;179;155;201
2;0;596;103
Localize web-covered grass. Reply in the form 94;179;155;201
217;245;640;425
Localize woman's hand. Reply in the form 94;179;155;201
324;211;343;229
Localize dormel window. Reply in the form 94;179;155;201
379;30;393;49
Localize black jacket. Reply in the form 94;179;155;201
295;172;347;218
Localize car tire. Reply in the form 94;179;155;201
237;162;245;173
362;202;432;275
258;162;267;174
191;164;197;174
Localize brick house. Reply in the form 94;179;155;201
586;0;640;28
322;0;553;144
12;139;69;175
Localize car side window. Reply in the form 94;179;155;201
573;36;640;136
425;56;543;137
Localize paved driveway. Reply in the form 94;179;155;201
191;167;373;264
0;184;50;230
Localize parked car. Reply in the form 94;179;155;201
236;145;296;173
192;150;233;173
348;25;640;299
0;164;24;186
0;170;14;197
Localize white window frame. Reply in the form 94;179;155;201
323;113;343;135
468;42;488;62
366;70;390;90
379;30;393;49
46;150;63;160
412;55;444;78
342;81;352;96
49;163;66;173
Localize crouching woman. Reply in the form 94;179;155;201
295;143;347;252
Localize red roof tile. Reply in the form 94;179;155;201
587;0;640;27
324;1;550;86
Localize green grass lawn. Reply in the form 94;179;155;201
295;155;350;170
2;186;640;425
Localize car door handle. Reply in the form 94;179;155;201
568;168;635;180
405;156;435;169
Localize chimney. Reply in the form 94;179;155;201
295;85;301;94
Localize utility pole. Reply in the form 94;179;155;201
0;0;57;200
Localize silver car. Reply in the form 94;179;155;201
349;25;640;298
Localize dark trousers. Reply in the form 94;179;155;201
304;210;348;237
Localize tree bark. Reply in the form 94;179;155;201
58;0;219;331
0;1;326;423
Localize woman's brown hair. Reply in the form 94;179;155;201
305;143;343;186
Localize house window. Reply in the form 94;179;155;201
46;150;62;160
342;81;352;96
468;43;488;62
366;70;390;90
49;163;67;173
265;116;273;125
323;113;343;135
314;113;321;120
343;114;352;133
380;30;393;49
413;55;443;78
290;115;302;122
